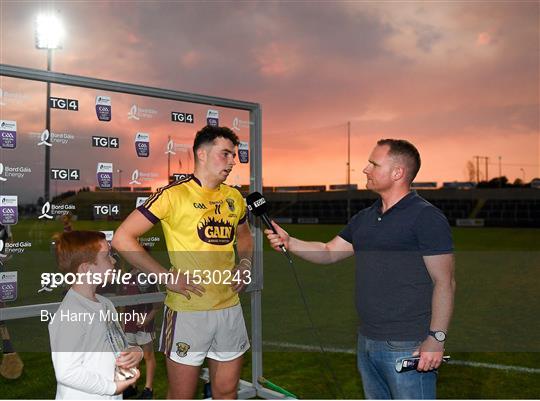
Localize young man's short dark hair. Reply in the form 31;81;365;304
377;139;421;184
193;126;240;161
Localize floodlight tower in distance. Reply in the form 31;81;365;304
35;12;64;201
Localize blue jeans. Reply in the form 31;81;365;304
357;334;437;399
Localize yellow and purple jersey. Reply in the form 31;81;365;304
138;174;247;311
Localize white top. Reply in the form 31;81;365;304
48;289;120;400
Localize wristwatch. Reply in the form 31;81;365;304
429;330;447;342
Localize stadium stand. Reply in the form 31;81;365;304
263;188;539;227
477;199;540;227
19;185;538;228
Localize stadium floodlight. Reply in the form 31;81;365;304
35;13;64;49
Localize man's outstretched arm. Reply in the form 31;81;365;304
264;221;353;264
112;209;204;299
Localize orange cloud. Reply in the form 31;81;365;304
1;0;538;201
181;51;202;68
254;42;301;77
476;32;492;46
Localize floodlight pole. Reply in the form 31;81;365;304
44;49;52;201
498;156;502;187
117;169;123;189
36;12;63;202
473;155;489;183
346;121;351;221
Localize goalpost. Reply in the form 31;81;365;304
0;63;285;399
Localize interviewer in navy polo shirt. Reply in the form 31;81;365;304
265;139;455;399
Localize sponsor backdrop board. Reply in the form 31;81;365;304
0;74;252;307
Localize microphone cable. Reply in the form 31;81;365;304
281;252;346;399
245;192;345;398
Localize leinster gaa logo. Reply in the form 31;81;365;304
226;198;235;212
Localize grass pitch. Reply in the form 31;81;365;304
1;221;539;398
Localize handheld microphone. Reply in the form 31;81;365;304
246;191;292;262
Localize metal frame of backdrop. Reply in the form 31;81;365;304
0;64;283;399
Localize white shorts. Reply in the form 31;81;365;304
159;303;250;366
125;331;154;346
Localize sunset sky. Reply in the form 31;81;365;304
1;1;538;202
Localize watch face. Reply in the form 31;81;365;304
434;331;446;341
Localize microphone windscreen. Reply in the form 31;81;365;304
246;191;269;216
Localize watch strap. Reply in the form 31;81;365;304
429;330;446;342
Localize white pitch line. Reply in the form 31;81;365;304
446;360;540;374
264;341;356;355
262;341;540;374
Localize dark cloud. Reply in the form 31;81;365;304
1;0;538;195
414;23;443;53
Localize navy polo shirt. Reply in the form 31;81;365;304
339;191;453;341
